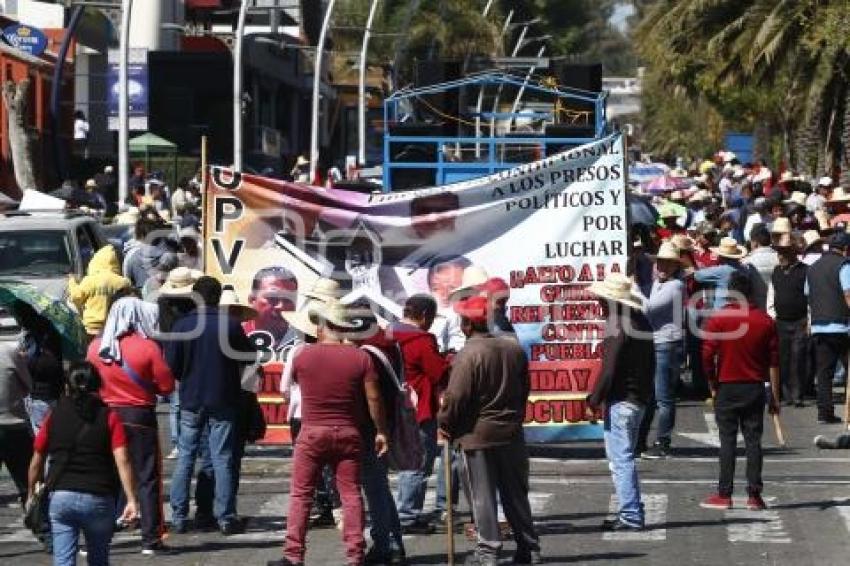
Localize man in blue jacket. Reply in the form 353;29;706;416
165;276;256;535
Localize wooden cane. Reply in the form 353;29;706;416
444;440;455;565
771;413;787;448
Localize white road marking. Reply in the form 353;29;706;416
602;494;667;542
725;497;790;544
678;413;743;448
834;498;850;535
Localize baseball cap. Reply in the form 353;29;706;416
453;296;490;324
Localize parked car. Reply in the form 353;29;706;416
0;210;110;335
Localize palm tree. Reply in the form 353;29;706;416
635;0;850;175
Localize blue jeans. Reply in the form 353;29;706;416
640;341;682;447
49;490;115;566
361;433;404;554
25;397;55;436
396;419;438;525
168;391;180;448
435;447;461;513
170;407;237;527
604;401;646;527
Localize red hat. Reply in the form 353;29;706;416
453;295;489;324
479;277;509;297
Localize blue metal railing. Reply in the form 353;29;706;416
381;72;608;191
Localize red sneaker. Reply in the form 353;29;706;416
700;494;733;510
746;494;767;511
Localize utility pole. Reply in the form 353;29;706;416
357;0;380;166
233;0;250;171
118;0;133;205
310;0;337;183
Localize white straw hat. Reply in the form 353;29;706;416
652;241;683;263
802;230;822;250
159;267;201;296
587;273;643;310
783;191;806;207
302;278;342;303
219;288;257;321
828;187;850;203
710;237;747;260
770;217;792;235
448;265;490;301
670;234;695;252
307;299;364;330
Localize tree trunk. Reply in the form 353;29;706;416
842;86;850;186
2;79;37;192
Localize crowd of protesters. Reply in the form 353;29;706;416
3;149;850;566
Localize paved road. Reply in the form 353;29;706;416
1;399;849;565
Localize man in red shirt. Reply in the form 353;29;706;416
87;297;175;555
388;294;449;533
700;272;780;511
274;301;388;566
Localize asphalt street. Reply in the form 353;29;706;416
1;398;849;566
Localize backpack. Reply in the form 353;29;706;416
360;344;424;471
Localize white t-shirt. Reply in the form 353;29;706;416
74;118;89;141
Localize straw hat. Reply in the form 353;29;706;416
710;237;747;259
688;189;710;204
295;155;309;167
670;168;688;179
219;288;257;321
770;217;792;235
448;265;490;301
302;278;342;303
818;176;834;188
802;230;822;250
159;267;200;295
829;187;850;203
783;192;807;207
652;242;683;263
85;178;97;189
772;233;794;250
587;273;643;310
670;234;695;252
307;299;363;330
779;171;797;183
282;300;319;338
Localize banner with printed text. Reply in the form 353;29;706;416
205;133;627;443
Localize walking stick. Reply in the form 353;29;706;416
771;413;787;449
443;440;455;566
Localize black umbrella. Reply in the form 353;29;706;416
627;192;659;226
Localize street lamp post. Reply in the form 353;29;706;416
357;0;380;166
233;0;250;172
310;0;337;183
118;0;133;205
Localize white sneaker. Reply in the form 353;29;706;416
166;448;179;460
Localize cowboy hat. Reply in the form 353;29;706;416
159;266;201;296
85;179;97;189
772;233;795;250
219;288;257;321
779;171;799;183
307;299;364;330
818;176;834;188
652;242;683;264
770;217;792;235
282;300;319;338
802;230;823;250
783;191;806;207
300;278;341;303
587;273;643;311
828;187;850;203
670;234;695;252
710;237;747;260
448;265;490;301
295;155;309;167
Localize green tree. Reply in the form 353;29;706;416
635;0;850;175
